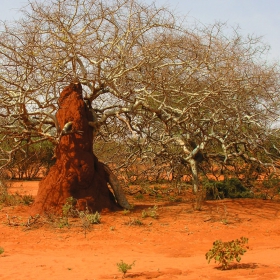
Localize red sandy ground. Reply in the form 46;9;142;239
1;181;280;280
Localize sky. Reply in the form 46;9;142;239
1;0;280;62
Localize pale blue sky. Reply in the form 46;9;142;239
2;0;280;62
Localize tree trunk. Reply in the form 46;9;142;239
189;157;205;210
30;82;129;215
189;158;199;193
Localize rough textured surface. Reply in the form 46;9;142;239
3;181;280;280
30;82;120;215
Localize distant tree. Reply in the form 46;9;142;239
0;0;280;195
4;140;54;179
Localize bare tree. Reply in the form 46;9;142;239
0;0;280;197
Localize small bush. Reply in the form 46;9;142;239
0;180;35;206
168;195;182;203
79;210;101;237
0;180;17;206
260;173;280;199
79;210;101;225
122;209;131;215
117;260;135;278
0;247;4;254
134;193;144;200
205;178;253;200
86;211;101;224
141;205;158;219
62;197;78;217
125;218;143;226
58;197;79;228
206;237;249;270
21;194;34;205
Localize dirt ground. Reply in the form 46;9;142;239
1;181;280;280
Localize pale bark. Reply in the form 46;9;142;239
189;158;199;193
103;164;132;209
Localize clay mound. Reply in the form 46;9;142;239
30;82;120;215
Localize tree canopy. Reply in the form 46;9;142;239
1;0;280;190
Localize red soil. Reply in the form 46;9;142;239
1;181;280;280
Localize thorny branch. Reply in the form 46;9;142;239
0;0;280;189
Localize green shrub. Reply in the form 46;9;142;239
0;180;36;206
0;247;4;254
86;211;101;224
134;193;144;200
58;198;102;231
206;237;249;270
141;205;158;219
58;197;78;228
122;209;131;215
261;173;280;199
79;210;101;237
117;260;135;278
79;210;101;224
0;180;21;206
205;178;253;200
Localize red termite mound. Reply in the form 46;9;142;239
30;82;120;215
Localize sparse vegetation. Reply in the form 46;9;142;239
205;178;253;200
141;205;159;219
206;237;249;270
21;194;34;205
122;209;131;215
117;260;135;278
259;173;280;200
0;247;4;254
79;210;101;237
124;218;144;226
134;193;144;200
58;197;101;232
58;197;77;228
0;180;18;206
62;197;78;217
216;203;229;224
0;179;35;207
0;0;279;211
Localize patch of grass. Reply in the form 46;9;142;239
134;193;144;200
85;211;101;224
206;237;249;270
124;218;144;226
0;180;34;207
21;194;34;205
168;196;182;203
141;205;159;219
122;209;131;215
57;217;70;228
0;181;20;206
